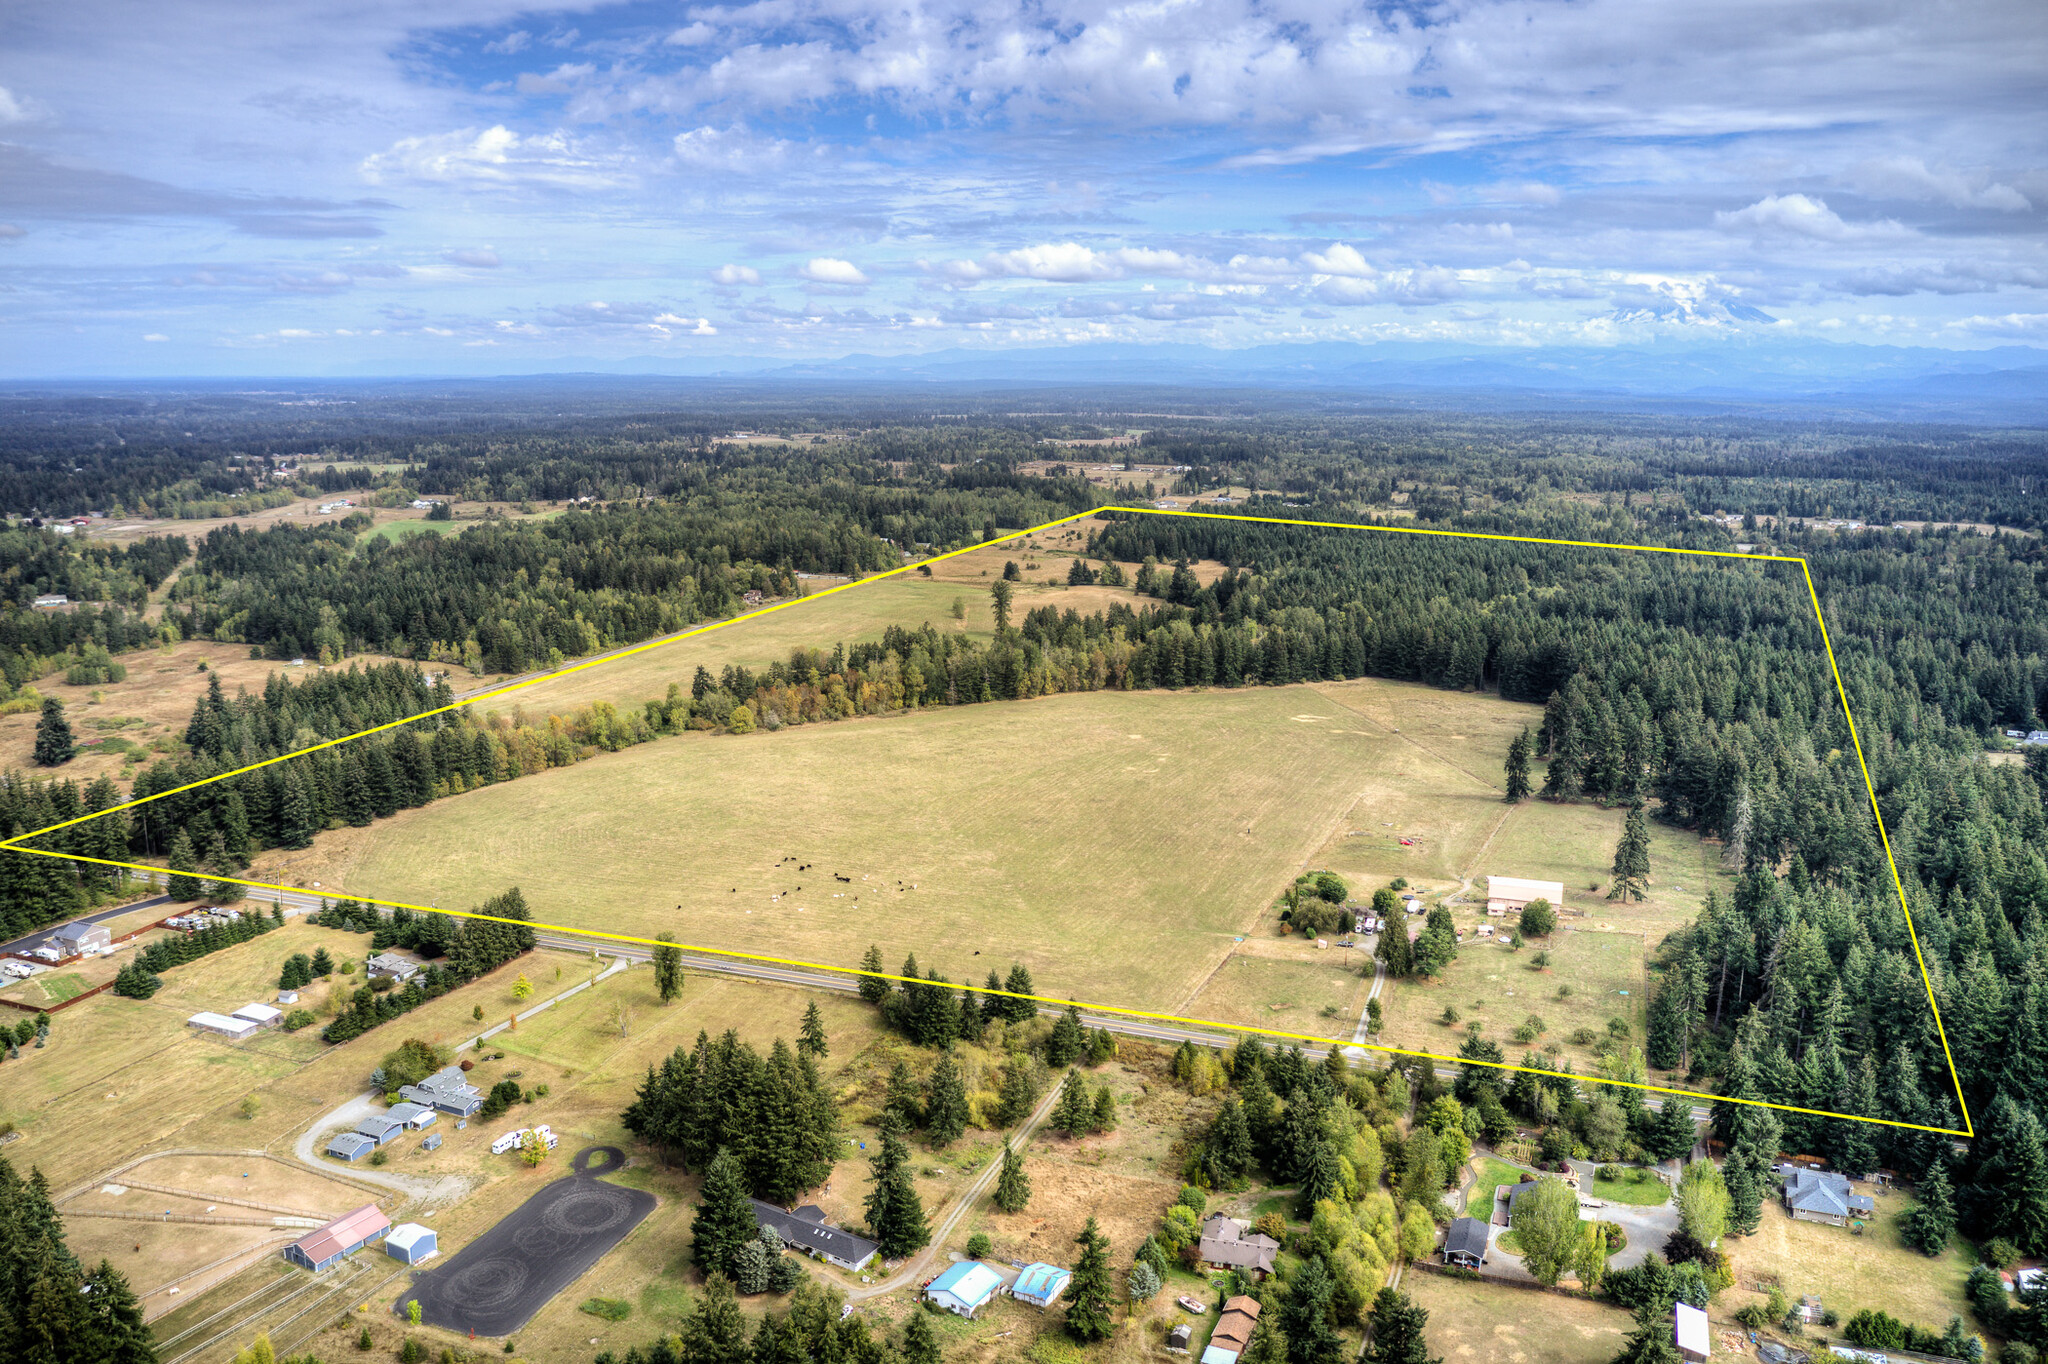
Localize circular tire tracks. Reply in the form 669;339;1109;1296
400;1147;653;1338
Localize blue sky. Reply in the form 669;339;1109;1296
1;0;2044;375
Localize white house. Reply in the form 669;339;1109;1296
926;1262;1004;1317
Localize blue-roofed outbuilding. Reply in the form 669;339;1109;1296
1012;1262;1072;1308
927;1261;1004;1317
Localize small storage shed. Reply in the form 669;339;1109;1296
926;1261;1004;1317
421;1132;443;1152
232;1003;283;1029
1012;1262;1073;1308
385;1224;438;1264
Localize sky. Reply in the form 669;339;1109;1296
1;0;2045;375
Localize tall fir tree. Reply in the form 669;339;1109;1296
33;698;75;767
1279;1255;1344;1364
1609;802;1652;901
994;1141;1032;1213
1063;1217;1115;1342
1365;1287;1441;1364
652;934;685;1004
1504;726;1533;803
1002;964;1037;1022
924;1051;969;1147
862;1122;929;1258
856;945;889;1005
691;1147;759;1277
798;1001;828;1058
165;828;203;902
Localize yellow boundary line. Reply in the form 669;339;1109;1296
0;505;1972;1138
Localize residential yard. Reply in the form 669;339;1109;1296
1465;1157;1527;1216
1403;1267;1633;1364
1585;1168;1672;1207
1722;1194;1978;1334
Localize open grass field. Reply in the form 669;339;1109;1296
1376;927;1648;1077
0;639;414;786
1402;1267;1633;1364
1723;1194;1978;1335
1179;948;1373;1037
268;685;1381;1015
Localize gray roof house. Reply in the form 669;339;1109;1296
366;953;419;981
1782;1167;1874;1226
398;1065;482;1117
50;921;111;955
750;1200;880;1272
355;1115;406;1146
1198;1214;1279;1278
1443;1217;1490;1267
387;1102;437;1129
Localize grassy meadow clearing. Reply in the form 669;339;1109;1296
282;685;1383;1014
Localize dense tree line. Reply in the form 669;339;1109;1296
307;889;535;1043
621;1027;840;1204
0;1155;155;1364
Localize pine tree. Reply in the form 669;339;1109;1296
863;1122;929;1258
1376;916;1415;978
997;1062;1038;1125
277;766;318;850
1090;1085;1117;1135
857;945;889;1005
1053;1071;1090;1136
1206;1098;1255;1183
691;1147;757;1277
902;1309;942;1364
1128;1259;1162;1302
166;828;203;901
1609;802;1652;901
994;1140;1032;1212
798;1001;828;1058
1063;1217;1115;1342
1904;1161;1957;1256
885;1060;922;1130
1297;1137;1342;1215
1046;1004;1087;1066
1002;964;1037;1022
925;1051;969;1147
1504;726;1533;803
1611;1306;1682;1364
652;934;685;1004
1365;1287;1442;1364
33;697;75;766
1280;1255;1344;1364
982;968;1006;1020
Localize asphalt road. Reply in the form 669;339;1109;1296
531;932;1715;1123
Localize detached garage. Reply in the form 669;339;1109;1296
385;1224;438;1265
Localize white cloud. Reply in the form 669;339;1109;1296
1299;243;1376;278
445;247;500;268
0;85;38;125
1842;157;2030;212
359;126;627;189
665;22;716;46
799;257;869;285
0;223;23;240
709;263;761;286
483;31;531;56
142;333;167;342
652;312;718;334
1714;194;1908;241
672;124;796;172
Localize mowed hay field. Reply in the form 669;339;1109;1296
1402;1268;1633;1364
296;685;1381;1014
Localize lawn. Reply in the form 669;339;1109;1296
1723;1195;1978;1335
1466;1156;1526;1216
271;685;1387;1016
1403;1267;1633;1364
1180;949;1373;1038
1586;1169;1672;1206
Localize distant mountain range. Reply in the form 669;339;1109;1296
479;339;2047;421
